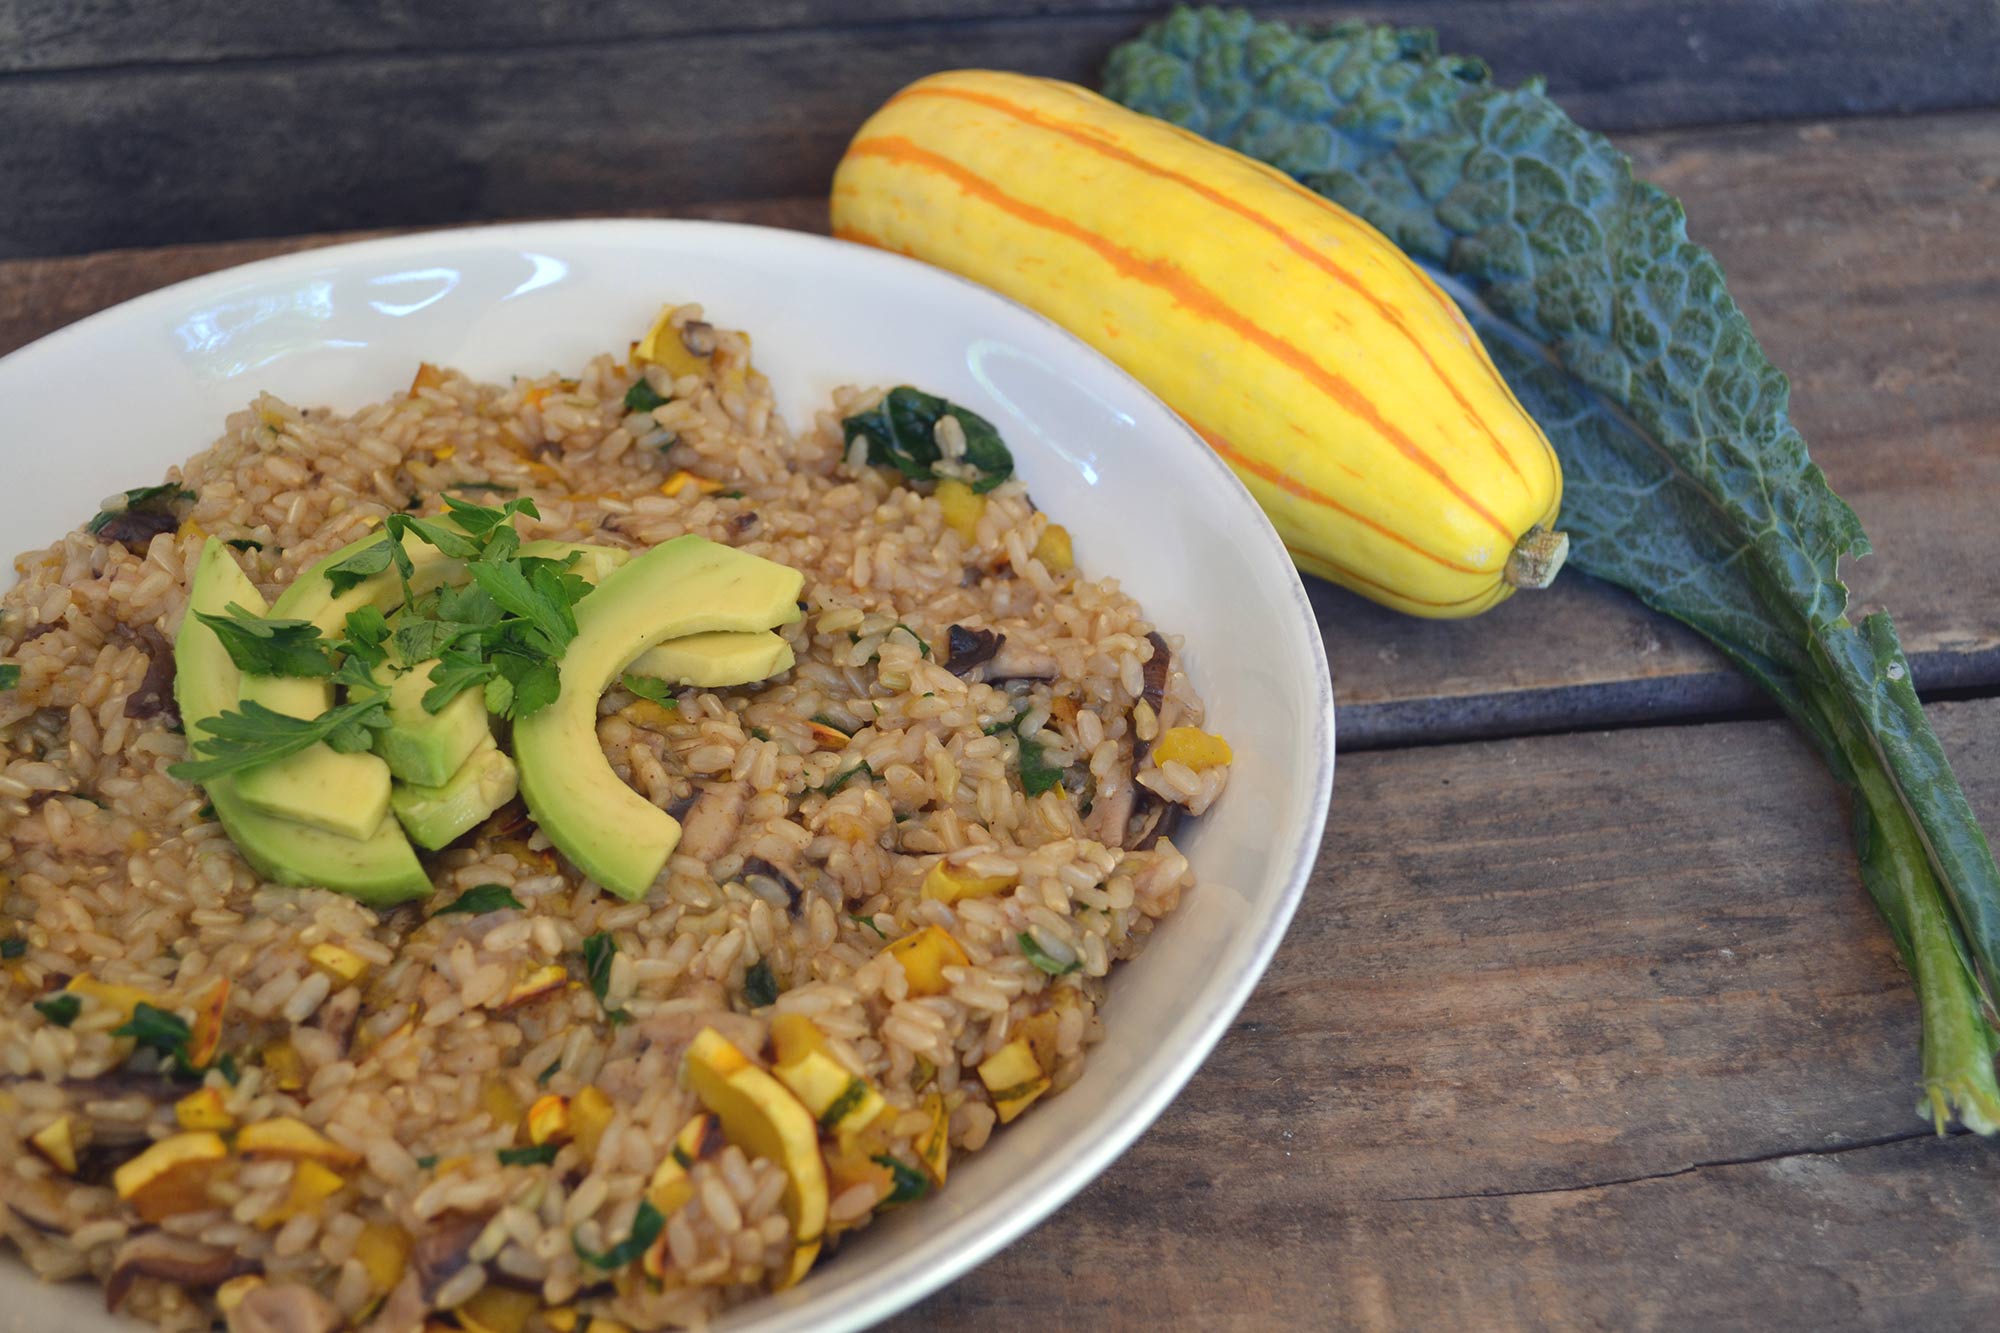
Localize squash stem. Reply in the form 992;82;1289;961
1502;526;1569;589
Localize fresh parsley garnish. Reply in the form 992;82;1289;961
620;673;677;705
537;1059;561;1086
1019;933;1081;977
225;537;264;551
115;1002;196;1070
872;1153;931;1205
840;388;1015;492
892;624;931;658
433;883;523;917
743;960;779;1008
416;1154;439;1169
35;994;79;1026
991;711;1067;796
847;912;887;939
572;1200;664;1269
624;379;669;413
192;603;335;678
0;664;17;691
498;1143;560;1167
167;696;391;782
0;937;24;960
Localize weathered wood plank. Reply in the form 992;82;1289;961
4;1;1998;258
889;696;2000;1326
3;113;1995;742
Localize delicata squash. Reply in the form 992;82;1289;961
830;70;1568;617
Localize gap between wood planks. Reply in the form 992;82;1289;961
1375;1126;1968;1205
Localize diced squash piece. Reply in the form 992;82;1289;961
544;1311;579;1333
935;479;986;543
635;308;712;380
187;977;229;1070
647;1113;721;1216
29;1115;78;1174
307;942;368;984
771;1046;885;1137
822;1141;893;1228
481;1077;524;1136
237;1116;362;1168
1151;727;1232;773
584;1320;634;1333
886;926;969;997
806;720;851;750
570;1085;615;1162
917;1092;949;1186
353;1220;410;1294
65;976;155;1025
114;1132;228;1222
175;1087;234;1133
658;469;726;499
1017;1010;1062;1075
263;1159;345;1225
683;1028;829;1288
621;698;679;731
921;861;1016;904
1032;523;1074;573
977;1039;1051;1124
500;964;568;1010
526;1093;570;1146
215;1275;263;1315
409;362;447;395
457;1285;540;1333
261;1038;306;1091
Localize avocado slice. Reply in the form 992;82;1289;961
513;536;804;898
231;528;468;838
626;630;795;689
173;540;432;905
390;735;518;850
371;658;491;787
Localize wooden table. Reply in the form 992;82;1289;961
6;3;1999;1324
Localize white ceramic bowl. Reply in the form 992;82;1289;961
0;220;1334;1332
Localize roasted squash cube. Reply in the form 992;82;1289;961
28;1115;78;1175
1151;726;1231;773
237;1116;362;1168
886;926;969;997
977;1039;1051;1124
921;862;1016;904
174;1087;233;1133
114;1132;228;1222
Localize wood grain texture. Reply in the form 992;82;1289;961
888;696;2000;1328
4;0;1998;257
4;111;1994;743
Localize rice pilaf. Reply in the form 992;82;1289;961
0;305;1228;1329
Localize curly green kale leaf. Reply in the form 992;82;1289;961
1107;6;2000;1131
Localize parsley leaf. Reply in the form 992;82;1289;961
1019;932;1081;977
0;937;24;959
87;484;195;535
323;537;399;596
743;960;779;1008
192;604;334;678
433;883;523;917
35;994;79;1026
847;912;887;939
422;652;498;714
892;624;932;658
0;664;17;690
572;1200;665;1269
621;673;677;705
168;696;391;782
537;1060;561;1086
225;537;264;552
624;379;669;413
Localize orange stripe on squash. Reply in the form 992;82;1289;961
845;134;1520;546
887;82;1533;489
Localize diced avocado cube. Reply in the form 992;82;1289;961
390;736;519;850
234;673;394;841
372;658;491;788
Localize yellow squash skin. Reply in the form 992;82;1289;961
829;70;1565;617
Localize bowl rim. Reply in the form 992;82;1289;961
0;217;1336;1332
